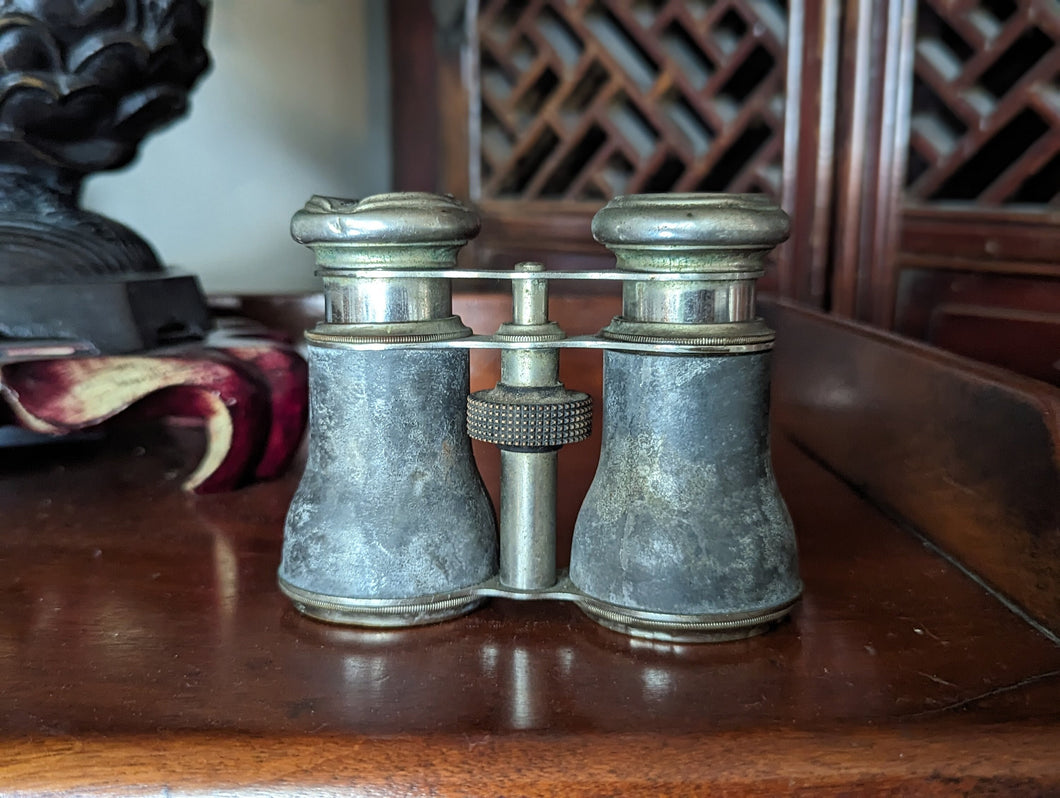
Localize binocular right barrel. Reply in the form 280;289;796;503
569;194;802;641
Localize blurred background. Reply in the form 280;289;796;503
84;0;390;295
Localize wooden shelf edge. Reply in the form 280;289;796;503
4;725;1060;796
763;297;1060;637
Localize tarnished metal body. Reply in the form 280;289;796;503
279;347;497;623
279;191;801;642
569;351;800;638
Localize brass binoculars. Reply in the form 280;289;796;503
279;192;801;643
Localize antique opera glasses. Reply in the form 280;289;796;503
279;192;801;642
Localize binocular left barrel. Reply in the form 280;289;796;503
278;194;497;626
278;191;802;642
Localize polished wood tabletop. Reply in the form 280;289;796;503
1;297;1059;795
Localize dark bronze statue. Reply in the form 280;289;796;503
0;0;212;352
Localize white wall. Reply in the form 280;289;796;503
85;0;391;294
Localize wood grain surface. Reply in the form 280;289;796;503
2;295;1059;795
4;727;1059;796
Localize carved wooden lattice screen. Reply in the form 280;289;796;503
472;1;787;201
391;0;1056;381
892;0;1060;383
393;0;835;301
905;0;1058;206
456;0;796;285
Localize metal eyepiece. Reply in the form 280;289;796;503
594;193;788;343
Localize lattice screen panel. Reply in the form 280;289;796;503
906;0;1060;205
473;0;788;203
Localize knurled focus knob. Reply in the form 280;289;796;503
467;389;592;451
